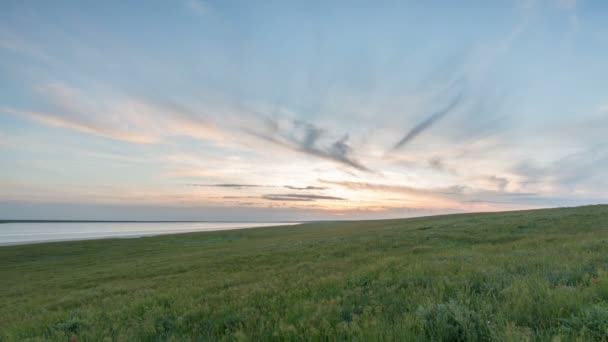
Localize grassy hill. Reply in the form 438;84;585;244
1;205;608;341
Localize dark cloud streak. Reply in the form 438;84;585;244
262;193;346;202
391;92;463;151
245;117;371;172
284;185;329;190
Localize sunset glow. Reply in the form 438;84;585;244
1;1;607;220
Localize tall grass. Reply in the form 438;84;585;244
1;205;608;341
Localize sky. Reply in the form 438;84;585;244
1;0;607;220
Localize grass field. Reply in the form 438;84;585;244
2;205;608;341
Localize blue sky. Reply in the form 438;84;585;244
1;0;607;220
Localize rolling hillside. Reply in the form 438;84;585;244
2;205;608;341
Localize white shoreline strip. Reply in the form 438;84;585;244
0;222;301;247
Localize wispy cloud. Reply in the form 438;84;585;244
3;107;159;144
4;82;227;145
391;91;463;151
262;194;346;202
246;116;371;172
320;179;539;206
284;185;329;190
222;195;258;199
514;144;608;193
319;179;461;197
487;176;509;192
190;183;267;189
428;157;453;173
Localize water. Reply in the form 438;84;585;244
0;222;300;246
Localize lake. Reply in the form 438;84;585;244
0;221;300;246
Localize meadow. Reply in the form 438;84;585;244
1;205;608;341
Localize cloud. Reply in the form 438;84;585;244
284;185;329;190
514;144;608;192
319;179;461;197
487;176;509;192
262;196;313;202
3;108;159;144
429;157;446;172
4;82;226;145
245;116;371;172
190;184;267;189
391;91;463;151
262;194;346;202
320;179;539;206
222;195;258;199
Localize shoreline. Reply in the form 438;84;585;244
0;222;301;247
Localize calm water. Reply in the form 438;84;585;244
0;222;300;246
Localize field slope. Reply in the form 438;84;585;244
2;205;608;341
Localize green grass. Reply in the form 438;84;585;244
2;205;608;341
